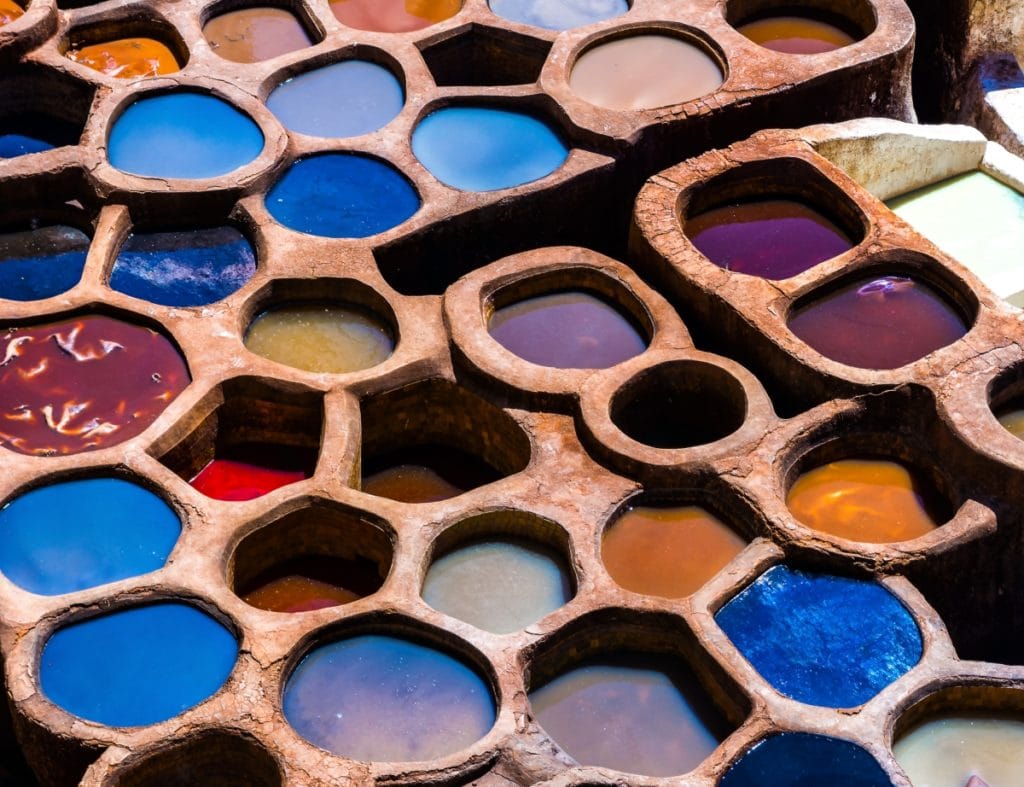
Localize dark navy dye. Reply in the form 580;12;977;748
108;92;264;179
715;564;922;708
110;226;256;307
412;106;568;191
0;478;180;595
266;154;419;237
267;60;404;139
0;224;89;301
720;733;893;787
40;602;237;727
0;134;54;158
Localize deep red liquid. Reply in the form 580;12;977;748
190;458;306;501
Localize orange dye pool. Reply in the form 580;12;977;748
66;38;181;79
737;17;856;54
329;0;461;32
602;505;747;598
787;459;945;543
0;0;23;26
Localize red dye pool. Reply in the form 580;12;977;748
788;275;968;369
686;199;855;280
0;315;189;456
190;459;306;501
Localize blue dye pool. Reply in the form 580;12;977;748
40;602;237;727
108;92;264;179
488;0;628;30
267;60;404;138
266;154;419;237
0;478;179;595
412;106;568;191
110;226;256;307
720;733;892;787
0;134;54;158
284;634;495;761
715;564;922;708
0;224;89;301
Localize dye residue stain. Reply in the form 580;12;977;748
787;275;968;369
241;555;384;613
720;732;891;786
108;92;264;179
0;315;189;456
737;17;856;54
267;60;404;139
329;0;461;32
245;304;394;374
40;602;237;727
602;504;747;598
686;199;855;280
894;714;1024;786
190;459;306;501
66;38;181;79
0;477;179;595
422;538;572;633
488;0;627;30
787;459;946;543
0;224;89;301
412;106;568;192
283;634;495;761
110;226;256;307
361;445;502;503
0;0;23;25
266;154;419;237
715;564;922;707
488;291;646;369
529;653;729;776
569;35;723;111
203;7;312;63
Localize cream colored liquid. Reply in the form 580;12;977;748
894;715;1024;786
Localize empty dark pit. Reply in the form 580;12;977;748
419;26;552;86
111;732;282;787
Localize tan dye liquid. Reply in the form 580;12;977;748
203;7;312;63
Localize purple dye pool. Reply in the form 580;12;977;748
787;274;969;369
686;199;855;280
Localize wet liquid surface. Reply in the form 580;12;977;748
720;732;891;786
787;459;946;543
203;7;312;63
283;634;495;761
329;0;461;32
787;275;968;369
0;0;23;25
361;445;503;503
0;114;80;158
530;653;730;776
66;37;181;79
737;17;856;54
0;315;189;456
245;303;394;374
190;458;307;501
241;555;384;613
602;504;747;598
0;224;89;301
715;564;922;707
686;199;855;280
0;134;52;157
0;477;179;595
488;0;627;30
996;405;1024;440
569;34;723;111
110;226;256;307
488;291;646;369
894;714;1024;787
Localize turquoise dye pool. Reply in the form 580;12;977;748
108;92;264;179
40;602;237;727
283;634;495;761
110;226;256;307
0;224;89;301
0;478;179;595
715;564;922;708
266;153;419;237
411;106;568;191
488;0;628;30
720;733;891;786
267;60;404;138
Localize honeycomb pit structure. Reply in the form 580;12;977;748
0;0;1023;783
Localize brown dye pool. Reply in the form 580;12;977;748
787;459;947;543
329;0;461;32
361;445;502;503
240;555;384;613
0;0;23;25
737;17;856;54
602;504;747;598
66;38;181;78
203;7;313;63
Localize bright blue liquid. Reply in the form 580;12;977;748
488;0;628;30
0;134;54;158
108;92;264;179
267;60;404;138
715;565;922;708
40;602;237;727
0;477;180;595
720;733;893;786
412;106;568;191
0;225;89;301
266;154;419;237
110;226;256;307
